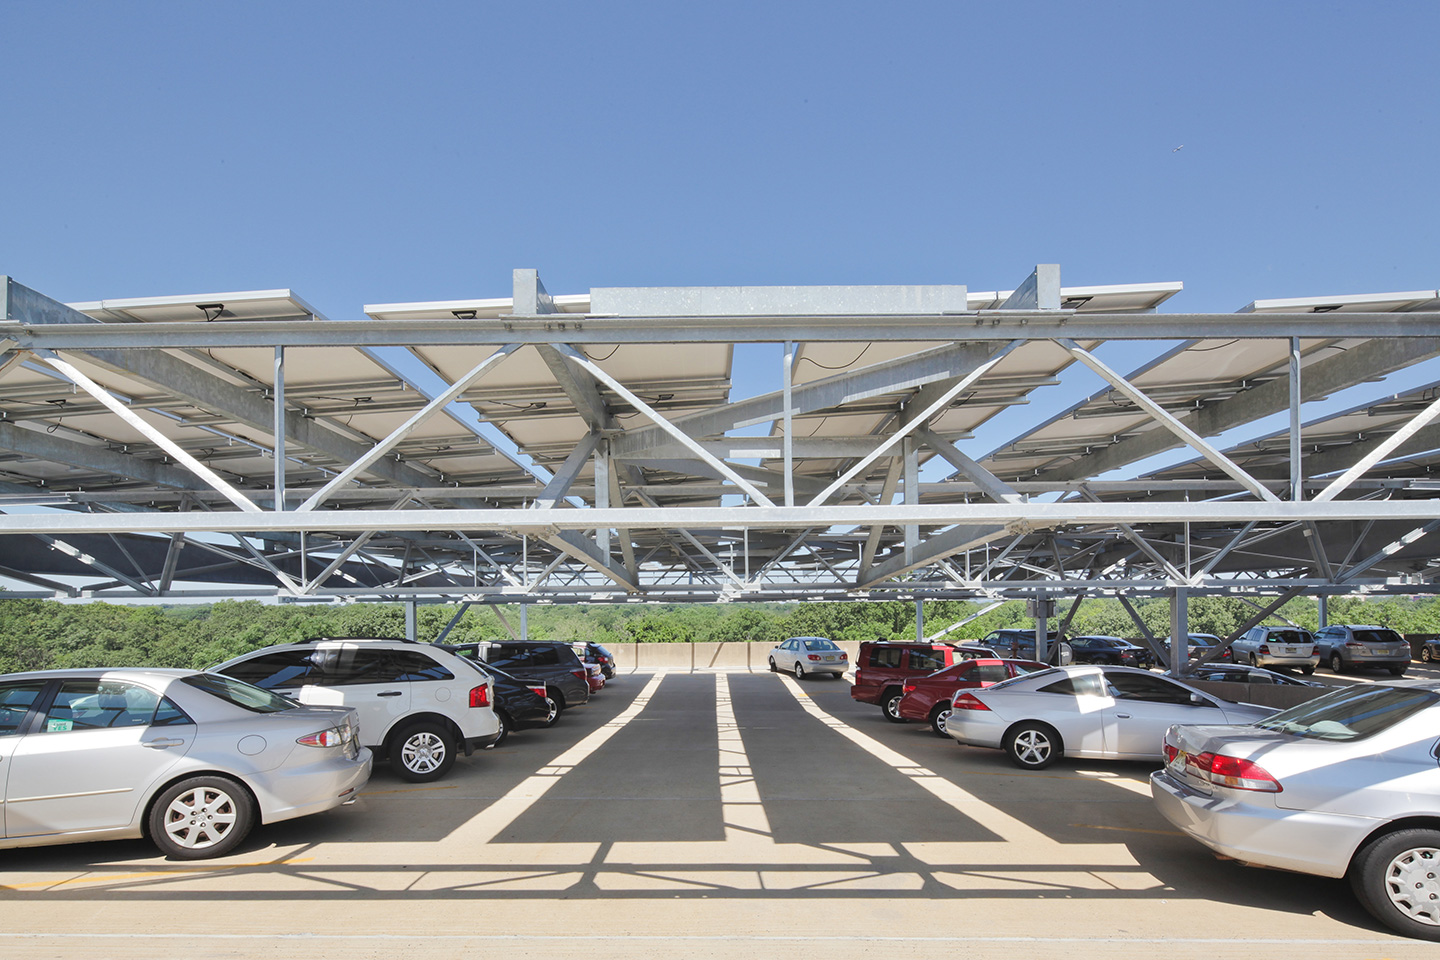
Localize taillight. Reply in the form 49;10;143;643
1345;641;1365;648
951;692;990;711
297;727;343;748
902;684;916;694
529;685;547;699
469;684;490;708
1162;743;1178;764
1206;754;1282;792
808;654;822;661
839;652;848;661
1257;644;1271;655
571;669;588;681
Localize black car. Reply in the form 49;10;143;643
1069;635;1153;668
484;663;558;741
446;641;590;724
573;641;617;679
1175;663;1324;687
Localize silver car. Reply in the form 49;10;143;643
0;668;372;859
1152;681;1440;941
768;636;848;678
1230;625;1319;673
944;664;1275;769
1313;624;1410;676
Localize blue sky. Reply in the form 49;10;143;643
5;1;1439;478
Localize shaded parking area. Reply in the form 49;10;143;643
1;666;1437;959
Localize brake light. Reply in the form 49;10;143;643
1207;754;1282;792
1163;743;1178;764
839;652;848;660
951;692;990;711
469;684;490;708
808;654;822;661
1257;644;1270;655
902;684;916;694
529;685;546;699
571;669;588;681
297;727;343;748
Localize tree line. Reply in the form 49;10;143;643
2;594;1439;674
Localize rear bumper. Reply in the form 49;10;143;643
1149;768;1365;879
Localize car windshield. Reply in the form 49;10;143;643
187;673;298;713
802;639;839;650
1255;685;1439;741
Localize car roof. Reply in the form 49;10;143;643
0;667;199;682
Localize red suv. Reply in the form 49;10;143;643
896;658;1048;735
851;641;1000;721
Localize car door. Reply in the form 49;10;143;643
1101;671;1233;759
302;647;411;746
3;679;194;838
0;679;50;837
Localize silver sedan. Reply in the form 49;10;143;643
768;636;848;678
0;668;372;859
944;664;1275;769
1152;681;1440;941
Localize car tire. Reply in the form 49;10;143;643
1390;665;1408;677
929;703;952;737
1423;647;1434;663
389;721;457;782
793;661;805;680
1330;652;1346;674
1300;666;1315;676
1349;828;1440;941
768;657;777;673
148;775;255;860
1004;722;1062;770
488;710;511;749
882;688;906;723
1249;654;1260;668
542;690;565;727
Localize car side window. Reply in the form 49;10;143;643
325;649;401;685
872;648;903;669
1105;672;1196;705
224;650;319;689
0;680;46;736
1039;674;1105;697
910;649;945;672
971;664;1009;684
389;651;454;682
43;680;162;731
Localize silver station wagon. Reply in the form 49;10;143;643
0;668;372;859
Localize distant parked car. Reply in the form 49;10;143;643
582;662;606;694
851;641;999;718
895;658;1047;735
573;641;618;679
483;663;555;742
769;636;848;679
448;641;590;725
1175;663;1324;687
1313;624;1409;676
1231;626;1318;674
944;664;1275;770
1069;635;1153;668
1421;638;1440;663
1152;681;1440;941
214;638;499;782
1185;633;1234;664
979;629;1074;666
0;668;371;859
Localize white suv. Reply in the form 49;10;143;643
212;638;500;782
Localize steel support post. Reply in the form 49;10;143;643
1289;337;1302;502
915;598;924;643
274;345;286;510
1170;587;1189;671
405;600;417;642
783;341;795;507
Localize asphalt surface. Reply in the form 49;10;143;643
1;664;1437;959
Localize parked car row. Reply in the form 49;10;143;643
0;637;619;861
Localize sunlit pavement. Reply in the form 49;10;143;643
2;664;1438;959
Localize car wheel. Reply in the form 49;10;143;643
793;661;805;680
1300;666;1315;676
488;710;511;749
929;703;953;737
1249;654;1260;668
1004;722;1062;770
882;688;906;723
542;691;565;727
389;721;457;782
1424;646;1434;663
768;657;777;673
1390;665;1408;677
1350;828;1440;941
1330;652;1346;674
148;775;254;860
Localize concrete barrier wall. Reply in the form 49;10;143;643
611;641;860;673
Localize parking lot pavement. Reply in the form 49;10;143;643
1;668;1436;959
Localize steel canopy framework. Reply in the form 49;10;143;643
1;267;1440;633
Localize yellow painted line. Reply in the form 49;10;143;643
1071;823;1184;837
0;857;316;890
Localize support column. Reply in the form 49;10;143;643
915;599;924;643
783;341;795;507
405;600;417;642
1035;603;1050;664
520;603;529;641
273;345;286;510
595;443;611;558
903;436;919;564
1290;337;1302;502
1318;595;1329;628
1170;587;1189;672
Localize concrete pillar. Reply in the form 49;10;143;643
405;600;417;642
1170;588;1189;671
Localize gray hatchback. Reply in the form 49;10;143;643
1313;624;1410;676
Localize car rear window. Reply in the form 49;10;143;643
1353;629;1403;644
187;673;297;713
1265;630;1313;644
802;639;839;651
1256;685;1439;741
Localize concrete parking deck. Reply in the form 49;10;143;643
1;667;1435;959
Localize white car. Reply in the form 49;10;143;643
214;638;500;782
0;668;371;859
768;636;848;678
944;664;1276;769
1152;681;1440;941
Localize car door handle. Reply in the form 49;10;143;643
376;691;404;698
143;737;186;748
1115;713;1132;719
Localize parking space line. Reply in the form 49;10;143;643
0;858;316;890
447;672;668;845
716;672;772;840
